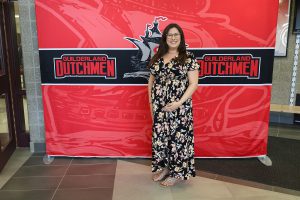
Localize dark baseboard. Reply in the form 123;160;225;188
30;142;46;153
270;111;294;124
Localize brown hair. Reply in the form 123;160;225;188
148;23;187;67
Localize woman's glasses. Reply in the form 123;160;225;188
166;33;181;39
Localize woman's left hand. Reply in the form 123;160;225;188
162;101;182;112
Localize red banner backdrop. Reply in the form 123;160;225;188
35;0;278;157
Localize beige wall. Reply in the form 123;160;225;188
19;0;44;152
272;0;297;105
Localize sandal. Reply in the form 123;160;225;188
160;176;182;187
152;169;169;182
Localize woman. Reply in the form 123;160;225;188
148;23;199;186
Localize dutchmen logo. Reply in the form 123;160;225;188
124;16;167;79
198;54;261;79
54;54;116;79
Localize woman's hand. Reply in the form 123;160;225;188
162;101;182;112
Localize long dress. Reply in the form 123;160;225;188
149;52;199;180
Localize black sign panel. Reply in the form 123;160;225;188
39;49;274;85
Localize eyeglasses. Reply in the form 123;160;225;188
166;33;181;38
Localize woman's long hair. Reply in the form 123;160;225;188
148;23;187;67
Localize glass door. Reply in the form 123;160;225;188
0;1;16;172
13;1;30;146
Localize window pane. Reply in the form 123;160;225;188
0;34;4;76
0;94;11;151
23;97;29;132
13;2;25;89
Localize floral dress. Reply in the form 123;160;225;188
149;52;200;180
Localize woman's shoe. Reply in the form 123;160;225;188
152;169;169;182
160;176;182;186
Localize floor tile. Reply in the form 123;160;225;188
1;140;300;200
113;160;300;200
225;182;298;200
217;174;273;191
13;165;68;177
233;196;299;200
23;156;72;166
113;160;173;200
113;160;234;200
53;188;113;200
122;158;151;166
170;177;233;200
1;177;61;190
66;163;116;175
273;187;300;197
0;189;54;200
196;170;218;180
59;175;114;189
195;136;300;192
71;158;116;165
0;148;31;189
114;159;152;175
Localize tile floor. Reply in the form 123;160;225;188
0;123;300;200
0;148;300;200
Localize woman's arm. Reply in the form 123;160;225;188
163;70;198;112
148;74;155;119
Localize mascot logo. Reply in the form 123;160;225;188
124;16;167;79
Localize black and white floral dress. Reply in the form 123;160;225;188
149;52;199;180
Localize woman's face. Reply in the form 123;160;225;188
166;27;181;51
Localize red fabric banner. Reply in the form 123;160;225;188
36;0;278;157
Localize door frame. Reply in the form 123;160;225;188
6;0;29;147
0;0;16;172
0;0;29;172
